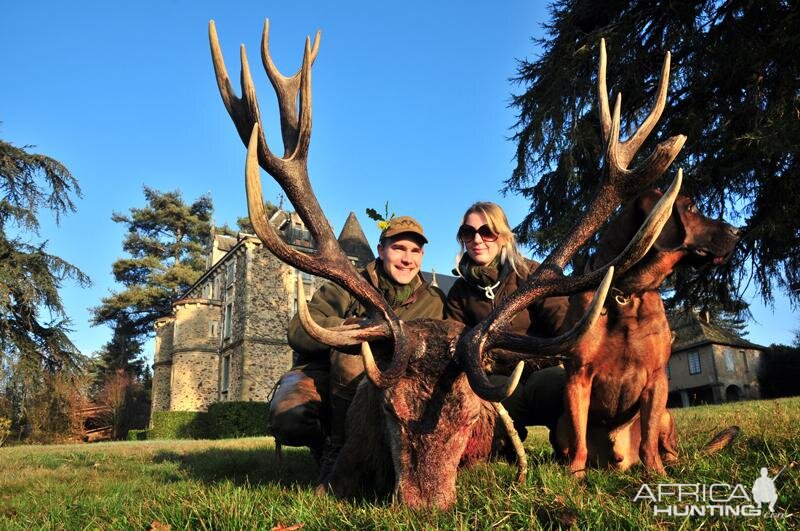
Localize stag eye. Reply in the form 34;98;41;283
687;203;698;214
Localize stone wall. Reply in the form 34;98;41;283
667;345;717;391
170;299;222;411
711;345;762;399
151;317;175;413
238;242;297;400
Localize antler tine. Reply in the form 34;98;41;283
210;20;283;175
261;18;320;84
294;36;313;162
609;168;683;272
598;38;611;141
598;38;672;167
620;51;670;165
296;277;391;348
598;39;684;195
261;18;320;157
493;266;614;357
360;329;429;389
240;45;265;144
210;21;258;149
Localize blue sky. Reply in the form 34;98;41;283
1;1;795;360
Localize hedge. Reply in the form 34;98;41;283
207;401;270;439
127;429;148;441
147;402;270;440
149;411;209;439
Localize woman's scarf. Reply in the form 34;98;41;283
455;250;510;300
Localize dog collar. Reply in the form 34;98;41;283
611;287;631;306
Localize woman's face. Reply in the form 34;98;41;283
462;212;501;266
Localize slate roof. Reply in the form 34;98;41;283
669;310;764;352
337;211;375;268
214;233;238;253
421;270;457;296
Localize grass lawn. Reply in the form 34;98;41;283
1;397;798;530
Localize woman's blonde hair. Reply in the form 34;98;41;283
458;202;529;276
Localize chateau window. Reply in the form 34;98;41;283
688;352;701;375
741;350;749;372
221;355;230;393
724;349;735;372
223;303;233;339
209;321;219;337
226;261;235;286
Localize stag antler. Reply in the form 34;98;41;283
210;20;417;384
460;39;686;401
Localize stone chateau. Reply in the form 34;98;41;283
150;210;376;414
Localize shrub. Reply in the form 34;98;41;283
207;401;270;439
149;411;209;439
127;429;148;441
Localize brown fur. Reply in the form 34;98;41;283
555;408;678;470
321;319;506;508
559;190;739;476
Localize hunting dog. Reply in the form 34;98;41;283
555;189;740;476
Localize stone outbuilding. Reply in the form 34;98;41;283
666;310;765;407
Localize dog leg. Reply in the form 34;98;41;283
639;370;668;475
565;368;592;478
659;410;679;464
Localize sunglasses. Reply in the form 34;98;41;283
457;224;499;243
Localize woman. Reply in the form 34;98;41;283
446;201;566;440
446;201;537;334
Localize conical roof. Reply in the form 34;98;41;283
338;212;374;268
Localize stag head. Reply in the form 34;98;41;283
210;19;684;510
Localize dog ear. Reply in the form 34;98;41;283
639;190;687;251
592;196;648;266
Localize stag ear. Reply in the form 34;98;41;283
639;189;686;251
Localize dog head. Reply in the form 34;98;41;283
593;189;740;270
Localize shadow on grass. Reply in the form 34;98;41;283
153;444;318;487
152;443;401;506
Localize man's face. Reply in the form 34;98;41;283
378;236;424;285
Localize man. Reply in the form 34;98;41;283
269;215;445;480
